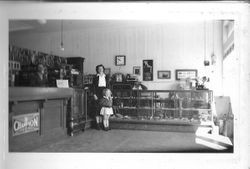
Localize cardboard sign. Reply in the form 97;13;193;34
175;69;198;80
56;79;69;88
12;113;40;136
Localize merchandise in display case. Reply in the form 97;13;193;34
111;90;213;130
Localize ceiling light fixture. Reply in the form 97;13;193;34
60;20;64;51
204;20;209;66
211;20;216;65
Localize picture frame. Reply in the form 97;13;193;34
143;60;153;81
175;69;198;80
115;55;126;66
157;70;171;79
104;68;111;76
133;66;141;75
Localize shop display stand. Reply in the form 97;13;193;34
66;57;91;136
67;89;89;136
111;89;213;133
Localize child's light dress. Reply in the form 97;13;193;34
100;107;113;115
99;96;113;116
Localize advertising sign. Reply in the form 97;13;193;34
56;79;69;88
12;112;40;136
143;60;153;81
175;69;198;80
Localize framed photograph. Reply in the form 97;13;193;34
143;60;153;81
176;69;198;80
104;68;111;76
157;70;171;79
133;66;141;75
115;55;126;66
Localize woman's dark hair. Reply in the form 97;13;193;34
95;64;105;74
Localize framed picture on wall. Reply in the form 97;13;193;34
115;55;126;66
143;60;153;81
175;69;198;80
133;66;141;75
104;68;111;76
157;70;171;79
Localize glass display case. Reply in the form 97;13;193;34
111;90;213;126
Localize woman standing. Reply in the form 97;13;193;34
92;64;110;130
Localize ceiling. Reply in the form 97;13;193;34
9;19;170;34
10;19;220;34
10;19;228;35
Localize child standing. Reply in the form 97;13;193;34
99;88;113;131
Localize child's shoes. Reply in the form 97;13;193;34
96;123;101;130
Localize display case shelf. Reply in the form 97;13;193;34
114;106;137;109
114;97;134;99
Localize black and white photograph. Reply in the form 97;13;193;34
175;69;197;80
143;60;153;81
8;18;235;152
1;2;250;169
133;66;141;75
115;55;126;66
157;70;171;79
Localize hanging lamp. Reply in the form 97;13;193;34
211;20;216;65
60;20;64;51
204;20;210;66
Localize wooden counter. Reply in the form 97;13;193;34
9;87;73;152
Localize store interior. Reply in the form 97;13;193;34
8;19;235;152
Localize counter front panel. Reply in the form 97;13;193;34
9;87;73;152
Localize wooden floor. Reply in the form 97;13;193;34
31;129;233;152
